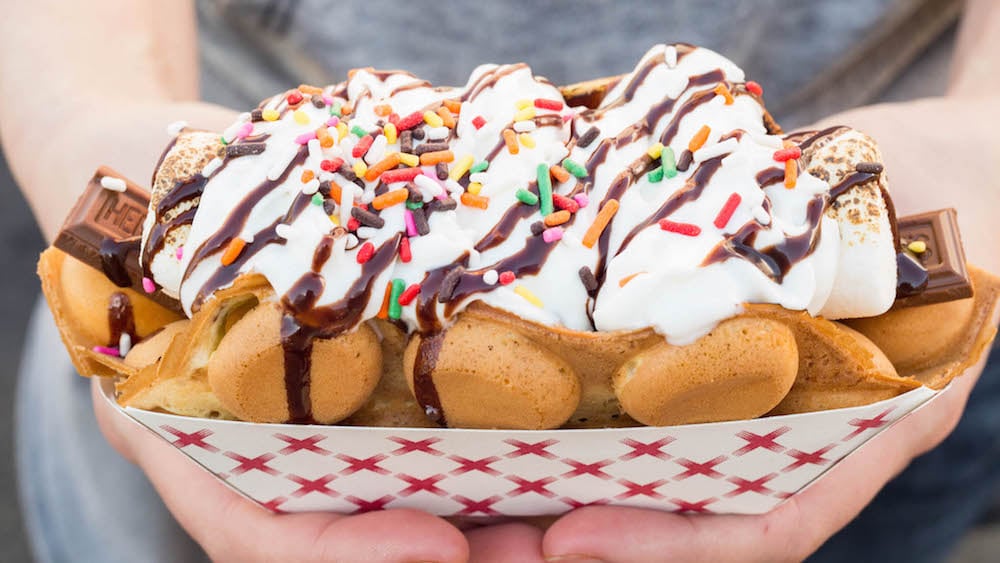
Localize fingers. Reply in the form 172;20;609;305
90;379;469;563
544;361;987;563
903;360;980;455
303;509;469;563
466;522;546;563
545;506;792;563
91;378;139;463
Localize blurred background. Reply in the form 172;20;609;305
1;2;997;561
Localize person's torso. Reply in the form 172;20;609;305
197;0;958;125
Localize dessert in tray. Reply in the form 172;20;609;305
39;44;1000;430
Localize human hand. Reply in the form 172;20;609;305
540;353;986;562
92;379;554;563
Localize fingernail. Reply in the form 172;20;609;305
545;556;606;563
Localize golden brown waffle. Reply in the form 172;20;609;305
37;74;1000;429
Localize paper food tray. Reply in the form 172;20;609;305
103;378;939;516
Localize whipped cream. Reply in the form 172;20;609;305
142;44;897;344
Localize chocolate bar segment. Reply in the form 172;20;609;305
53;167;182;311
892;208;973;309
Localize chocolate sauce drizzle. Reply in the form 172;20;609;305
142;174;208;273
107;291;136;347
183;146;310;310
615;156;726;263
99;237;141;288
280;313;317;424
896;252;930;297
461;64;529;102
704;194;826;281
413;331;447;426
705;147;908;286
755;166;785;188
580;43;696;122
277;237;401;423
449;70;736;327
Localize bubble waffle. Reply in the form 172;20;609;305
39;44;999;429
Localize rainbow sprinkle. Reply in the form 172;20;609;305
399;237;412;262
503;129;519;154
372;188;409;210
422;110;443;128
220;238;246;266
398;152;419;167
536;163;553;215
534;98;564;111
352;134;374;157
551;193;579;213
714;193;742;229
388;279;406;319
356;242;374;264
544;210;571;227
662;147;678;178
398;283;421;306
514;285;543;307
561;158;587;178
516;189;539;205
384;122;398;144
513;107;536;122
784;159;798;188
460;192;489;209
659;219;701;236
773;146;801;162
92;345;120;357
542;226;564;243
713;83;734;105
688;125;711;152
449;155;474;181
582;199;619;248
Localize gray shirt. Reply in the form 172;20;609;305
197;0;959;126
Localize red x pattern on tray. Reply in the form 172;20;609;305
121;386;936;516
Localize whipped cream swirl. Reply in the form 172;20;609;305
142;44;897;345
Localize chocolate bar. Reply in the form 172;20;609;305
53;167;182;312
892;208;973;309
